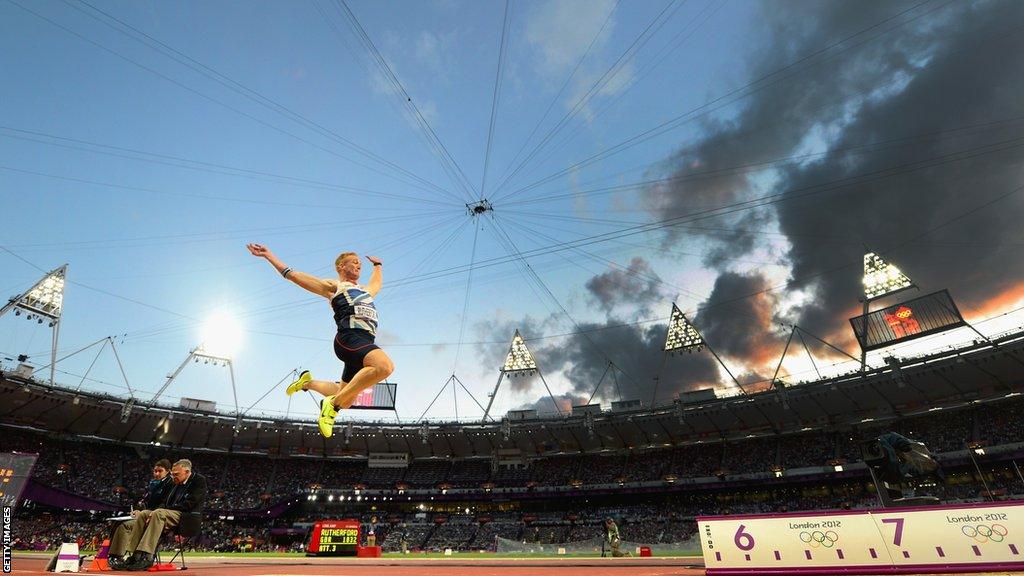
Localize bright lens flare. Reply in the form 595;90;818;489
200;311;243;358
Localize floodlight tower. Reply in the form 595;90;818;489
482;329;561;421
0;265;68;386
859;252;916;371
152;344;241;425
653;303;746;404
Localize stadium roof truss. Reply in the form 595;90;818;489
4;329;1023;458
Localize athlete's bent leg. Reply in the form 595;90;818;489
305;379;342;397
333;349;394;409
286;371;342;397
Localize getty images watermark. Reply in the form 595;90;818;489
2;506;11;573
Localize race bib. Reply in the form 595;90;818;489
354;305;378;322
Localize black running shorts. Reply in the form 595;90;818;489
333;329;380;382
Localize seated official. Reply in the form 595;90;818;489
109;459;207;571
107;459;172;569
143;459;173;511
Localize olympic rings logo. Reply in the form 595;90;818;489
799;531;839;548
961;524;1008;544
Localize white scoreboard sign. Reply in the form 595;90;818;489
699;500;1024;574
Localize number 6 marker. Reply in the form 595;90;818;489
734;524;755;551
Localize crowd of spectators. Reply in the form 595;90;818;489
3;396;1021;511
491;465;530;487
579;454;627;484
9;514;107;551
404;459;450;487
529;455;581;486
12;468;1022;555
447;459;490;487
380;523;433;551
421;521;478;551
721;438;777;475
978;402;1024;447
468;521;521;547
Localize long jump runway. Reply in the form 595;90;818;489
9;554;702;576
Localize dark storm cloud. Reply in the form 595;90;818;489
775;0;1024;338
694;271;787;368
478;314;723;408
645;0;1024;339
478;1;1024;407
584;256;663;313
539;320;721;404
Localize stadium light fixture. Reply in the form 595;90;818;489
21;268;67;318
501;330;538;373
0;265;69;387
863;252;914;300
664;304;704;353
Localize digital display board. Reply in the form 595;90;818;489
850;289;966;352
0;452;39;507
306;519;360;556
350;382;397;410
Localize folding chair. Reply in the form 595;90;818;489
151;513;202;571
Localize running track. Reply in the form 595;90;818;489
12;554;1024;575
10;554;701;576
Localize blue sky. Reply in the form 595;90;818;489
4;0;1022;423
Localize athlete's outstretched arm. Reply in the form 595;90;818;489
247;243;335;299
365;255;383;297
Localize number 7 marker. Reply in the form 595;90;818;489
882;517;905;546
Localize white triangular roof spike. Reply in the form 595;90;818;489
863;252;914;300
17;264;68;319
502;329;538;373
664;303;704;351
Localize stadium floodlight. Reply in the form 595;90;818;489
21;267;67;319
664;303;704;352
863;252;914;300
0;265;69;387
485;329;561;421
501;330;537;373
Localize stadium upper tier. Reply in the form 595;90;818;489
2;328;1022;457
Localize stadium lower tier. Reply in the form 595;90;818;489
3;393;1022;509
10;480;1024;554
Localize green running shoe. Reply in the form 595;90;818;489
318;396;339;438
286;370;311;396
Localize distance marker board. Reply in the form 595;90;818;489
699;500;1024;575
